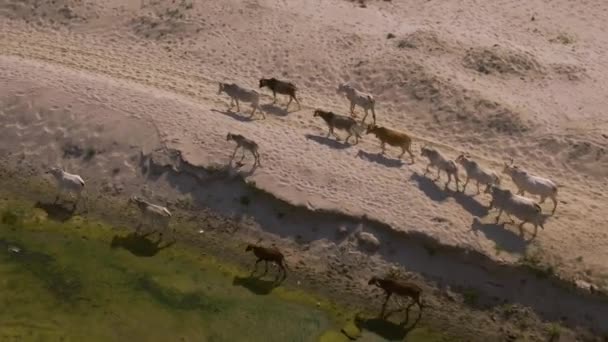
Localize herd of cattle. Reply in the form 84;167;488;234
218;77;559;238
38;76;560;316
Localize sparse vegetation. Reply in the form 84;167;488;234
463;46;543;76
494;243;504;256
0;199;348;341
550;33;575;45
520;250;556;278
0;166;602;340
386;267;408;280
175;196;195;210
501;303;517;319
84;148;96;161
547;323;561;341
346;0;391;8
552;63;587;81
0;0;92;26
1;206;22;226
62;143;98;161
132;0;200;40
462;288;480;306
396;30;449;53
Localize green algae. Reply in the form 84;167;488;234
0;201;334;341
319;330;350;342
0;190;457;342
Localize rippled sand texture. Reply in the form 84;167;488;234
1;0;607;288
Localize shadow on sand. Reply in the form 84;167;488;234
451;191;489;217
352;308;422;341
260;103;293;117
34;201;77;222
227;153;260;176
110;231;175;257
211;108;262;122
471;217;531;254
409;172;449;202
356;149;405;168
410;172;489;217
232;274;282;295
305;134;351;150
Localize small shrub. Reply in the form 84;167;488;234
84;148;97;161
520;251;556;278
176;197;194;210
462;288;479;306
547;323;561;341
385;267;407;280
494;243;504;255
501;303;517;318
550;33;575;45
1;207;22;226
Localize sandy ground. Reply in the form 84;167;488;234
1;0;608;338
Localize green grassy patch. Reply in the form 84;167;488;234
0;200;335;341
0;182;457;342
